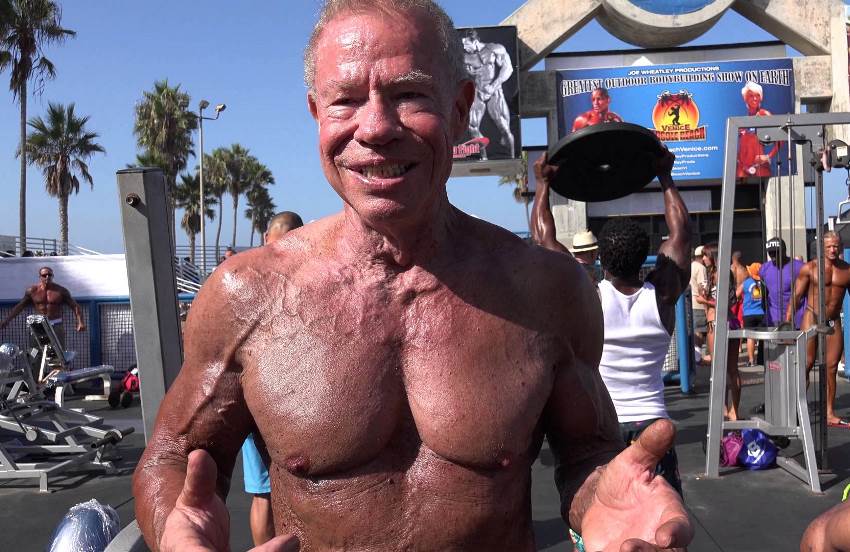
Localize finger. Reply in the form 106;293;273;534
654;514;694;549
179;449;219;508
253;534;300;552
618;538;658;552
621;419;676;472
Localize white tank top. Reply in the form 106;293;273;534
598;279;672;423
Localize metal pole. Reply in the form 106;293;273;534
198;107;206;279
676;293;692;393
787;122;796;329
814;158;828;469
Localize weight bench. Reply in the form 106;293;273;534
25;315;113;406
0;343;134;492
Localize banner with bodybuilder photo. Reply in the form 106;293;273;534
453;26;521;163
555;58;795;183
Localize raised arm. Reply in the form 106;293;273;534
787;262;812;322
60;287;86;332
133;267;258;551
0;290;33;329
647;148;691;306
531;152;571;255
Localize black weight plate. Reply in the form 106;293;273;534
547;122;664;202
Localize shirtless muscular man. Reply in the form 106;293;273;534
788;232;850;427
134;2;692;551
0;266;86;346
461;28;515;159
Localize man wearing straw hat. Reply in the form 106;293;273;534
571;230;600;282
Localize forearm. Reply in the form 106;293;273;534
134;457;188;551
658;175;691;266
532;182;570;254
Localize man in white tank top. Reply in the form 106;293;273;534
533;149;692;498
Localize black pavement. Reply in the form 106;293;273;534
3;366;850;551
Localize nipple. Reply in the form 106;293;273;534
285;455;311;476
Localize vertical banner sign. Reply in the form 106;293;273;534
453;26;521;163
555;58;795;182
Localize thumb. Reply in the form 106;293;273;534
179;449;219;508
621;419;676;472
253;534;300;552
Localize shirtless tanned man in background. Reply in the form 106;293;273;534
787;231;850;428
0;266;86;347
571;87;623;132
134;2;692;551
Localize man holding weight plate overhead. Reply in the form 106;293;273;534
532;143;692;498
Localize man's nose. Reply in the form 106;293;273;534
354;96;402;146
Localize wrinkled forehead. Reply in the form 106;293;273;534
313;11;444;93
825;235;842;246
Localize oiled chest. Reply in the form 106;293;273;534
238;285;556;477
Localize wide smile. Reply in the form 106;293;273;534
344;162;417;189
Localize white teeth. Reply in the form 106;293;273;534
358;164;409;178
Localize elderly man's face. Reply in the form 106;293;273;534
744;90;762;111
825;236;842;261
308;10;472;226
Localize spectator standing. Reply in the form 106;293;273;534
740;262;766;366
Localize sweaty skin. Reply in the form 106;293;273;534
135;7;693;552
787;235;850;425
0;271;86;332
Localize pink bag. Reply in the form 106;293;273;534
720;431;744;467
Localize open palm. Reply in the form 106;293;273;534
580;420;693;552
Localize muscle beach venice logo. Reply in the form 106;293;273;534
651;90;706;142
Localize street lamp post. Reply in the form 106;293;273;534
198;100;226;279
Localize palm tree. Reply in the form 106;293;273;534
245;185;276;247
174;172;215;264
243;158;275;246
0;0;75;252
133;79;197;239
204;148;229;260
222;143;252;249
23;102;104;254
126;150;166;171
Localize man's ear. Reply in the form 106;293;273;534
307;92;319;122
451;79;475;141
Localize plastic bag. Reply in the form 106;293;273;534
738;428;778;470
48;499;120;552
720;431;744;467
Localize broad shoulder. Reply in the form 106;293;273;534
191;217;337;328
459;215;599;339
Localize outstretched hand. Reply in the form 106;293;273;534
160;449;300;552
579;420;693;552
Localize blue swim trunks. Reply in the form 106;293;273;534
241;433;271;494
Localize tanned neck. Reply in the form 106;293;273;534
339;198;458;270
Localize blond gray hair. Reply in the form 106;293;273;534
304;0;466;93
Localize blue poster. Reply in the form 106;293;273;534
556;58;794;182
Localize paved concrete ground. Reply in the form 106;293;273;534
3;364;850;551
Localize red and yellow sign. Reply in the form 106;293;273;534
651;90;706;141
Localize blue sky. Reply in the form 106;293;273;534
0;1;841;253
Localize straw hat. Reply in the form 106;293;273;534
694;245;704;257
571;230;598;253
